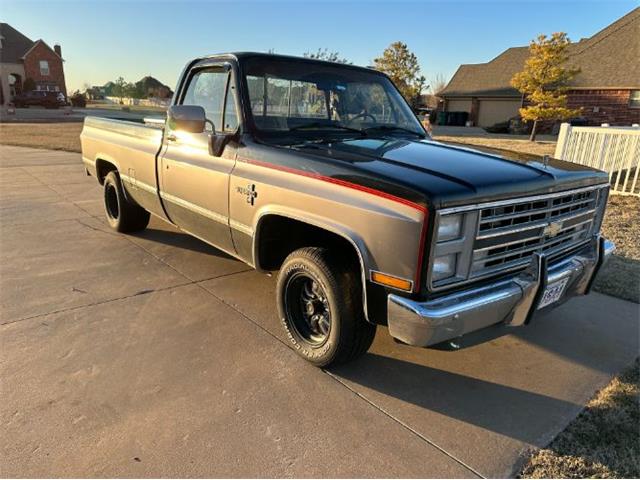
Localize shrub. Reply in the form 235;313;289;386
485;121;510;133
23;77;36;92
70;91;87;108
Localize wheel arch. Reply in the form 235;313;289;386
94;155;120;185
252;209;374;323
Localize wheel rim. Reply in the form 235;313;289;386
105;183;119;220
285;272;331;346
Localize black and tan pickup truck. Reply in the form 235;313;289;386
80;53;614;366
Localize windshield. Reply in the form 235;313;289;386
242;57;426;139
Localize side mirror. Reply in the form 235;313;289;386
167;105;206;133
209;129;237;157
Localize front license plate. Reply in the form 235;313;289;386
538;278;570;309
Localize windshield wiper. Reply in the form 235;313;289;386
362;125;426;138
289;122;365;135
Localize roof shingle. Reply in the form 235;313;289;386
0;23;34;64
441;8;640;97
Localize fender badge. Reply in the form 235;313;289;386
236;183;258;206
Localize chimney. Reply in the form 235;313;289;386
54;44;62;57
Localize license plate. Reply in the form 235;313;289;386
538;278;570;309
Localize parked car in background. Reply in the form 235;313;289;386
12;90;64;109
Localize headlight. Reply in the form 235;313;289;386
432;254;456;281
437;214;462;242
429;209;479;288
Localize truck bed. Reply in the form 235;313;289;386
80;116;167;220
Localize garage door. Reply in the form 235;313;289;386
446;99;472;113
477;100;521;127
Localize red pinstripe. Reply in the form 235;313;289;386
244;158;429;292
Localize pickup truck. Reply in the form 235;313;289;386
80;52;614;367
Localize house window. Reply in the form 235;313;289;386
39;60;50;76
630;90;640;108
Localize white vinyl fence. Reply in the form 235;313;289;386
555;123;640;196
104;96;171;108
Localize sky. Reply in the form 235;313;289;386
2;0;637;93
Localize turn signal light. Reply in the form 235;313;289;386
371;271;412;291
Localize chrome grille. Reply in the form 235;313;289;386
470;187;604;278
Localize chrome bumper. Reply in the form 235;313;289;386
388;235;615;347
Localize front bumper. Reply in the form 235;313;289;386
388;235;614;347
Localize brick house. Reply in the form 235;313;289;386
0;23;67;105
439;8;640;127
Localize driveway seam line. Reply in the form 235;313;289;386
324;370;486;479
0;275;237;327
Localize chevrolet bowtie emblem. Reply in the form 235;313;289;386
543;221;563;238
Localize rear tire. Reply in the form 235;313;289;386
277;247;376;367
103;171;150;233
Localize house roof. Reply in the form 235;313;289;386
20;39;63;61
0;23;34;64
441;7;640;98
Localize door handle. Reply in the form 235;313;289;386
166;134;177;142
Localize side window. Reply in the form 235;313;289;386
181;68;239;132
182;69;227;132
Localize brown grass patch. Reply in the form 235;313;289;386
433;135;557;156
521;359;639;478
593;195;640;303
0;125;560;158
0;123;82;152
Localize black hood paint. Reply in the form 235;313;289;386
288;137;609;209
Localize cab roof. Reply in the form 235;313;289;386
193;51;380;75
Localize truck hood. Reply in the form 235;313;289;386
291;137;609;208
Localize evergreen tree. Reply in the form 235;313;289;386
374;42;424;106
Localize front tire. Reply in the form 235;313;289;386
103;171;150;233
277;247;376;367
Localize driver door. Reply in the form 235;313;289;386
159;65;240;254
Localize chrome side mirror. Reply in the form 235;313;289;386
167;105;206;133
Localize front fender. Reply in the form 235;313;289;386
252;206;375;323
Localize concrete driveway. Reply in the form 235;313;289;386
1;145;638;478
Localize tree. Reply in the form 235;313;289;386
112;76;127;104
511;32;581;141
429;73;448;96
374;42;424;106
303;48;351;64
123;82;137;100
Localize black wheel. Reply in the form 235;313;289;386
277;247;376;367
103;171;150;233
